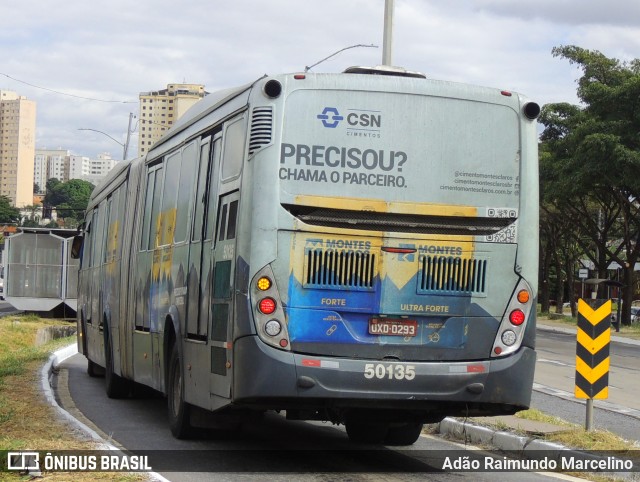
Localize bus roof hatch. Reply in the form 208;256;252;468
343;65;426;78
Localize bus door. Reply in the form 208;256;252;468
186;136;214;339
210;191;239;399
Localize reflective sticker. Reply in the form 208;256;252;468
301;359;340;369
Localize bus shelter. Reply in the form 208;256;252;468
4;228;78;314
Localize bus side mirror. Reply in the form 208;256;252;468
71;235;84;259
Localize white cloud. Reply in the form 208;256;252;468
1;0;638;158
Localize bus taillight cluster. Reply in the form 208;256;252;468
251;269;290;350
492;282;534;357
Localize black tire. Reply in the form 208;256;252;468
167;344;192;439
87;358;102;377
105;332;130;398
384;422;424;445
345;421;389;444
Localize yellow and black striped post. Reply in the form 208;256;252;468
575;298;611;430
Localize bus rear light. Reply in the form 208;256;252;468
257;276;272;291
517;290;530;304
294;74;306;80
258;297;277;314
509;309;525;326
501;330;517;346
264;320;282;337
492;279;533;358
251;265;291;352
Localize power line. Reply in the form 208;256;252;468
0;72;137;104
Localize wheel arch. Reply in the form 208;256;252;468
163;308;182;394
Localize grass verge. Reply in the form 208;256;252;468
516;408;639;451
0;314;146;481
538;310;640;341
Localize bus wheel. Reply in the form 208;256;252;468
167;344;192;439
384;422;423;445
87;358;102;377
105;333;130;398
345;421;388;444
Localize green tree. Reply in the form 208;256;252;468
44;178;62;206
0;195;20;224
20;204;42;227
540;45;640;324
44;178;94;226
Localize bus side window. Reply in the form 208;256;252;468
218;204;227;242
205;137;222;241
226;200;238;239
174;142;197;244
90;210;101;268
217;199;238;242
160;152;181;246
220;117;245;181
191;140;211;243
82;220;92;267
141;166;160;251
148;167;164;249
101;198;112;265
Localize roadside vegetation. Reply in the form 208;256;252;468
0;314;145;481
538;309;640;341
538;46;640;328
515;408;639;451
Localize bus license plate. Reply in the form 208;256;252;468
369;318;417;337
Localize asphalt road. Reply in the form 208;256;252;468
57;353;574;481
532;329;640;443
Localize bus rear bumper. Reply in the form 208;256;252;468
233;335;536;417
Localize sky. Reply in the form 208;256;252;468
2;0;640;160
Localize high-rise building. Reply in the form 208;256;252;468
35;148;69;191
85;153;118;185
36;150;118;188
138;83;206;158
67;154;90;181
0;90;36;207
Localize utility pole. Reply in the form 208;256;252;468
382;0;395;66
78;112;135;161
123;112;134;161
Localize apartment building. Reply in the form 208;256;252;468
35;150;118;188
0;90;36;207
83;153;118;185
138;83;206;158
35;148;69;191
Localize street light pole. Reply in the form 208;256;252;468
382;0;395;66
78;112;135;161
123;112;134;161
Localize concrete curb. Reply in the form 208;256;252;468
438;417;638;480
41;343;170;482
537;323;640;347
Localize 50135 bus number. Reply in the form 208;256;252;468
364;363;416;381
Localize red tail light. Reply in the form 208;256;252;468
258;297;276;315
509;309;525;326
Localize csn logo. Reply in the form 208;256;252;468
317;107;382;136
317;107;344;128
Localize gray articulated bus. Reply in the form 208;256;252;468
74;65;540;445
